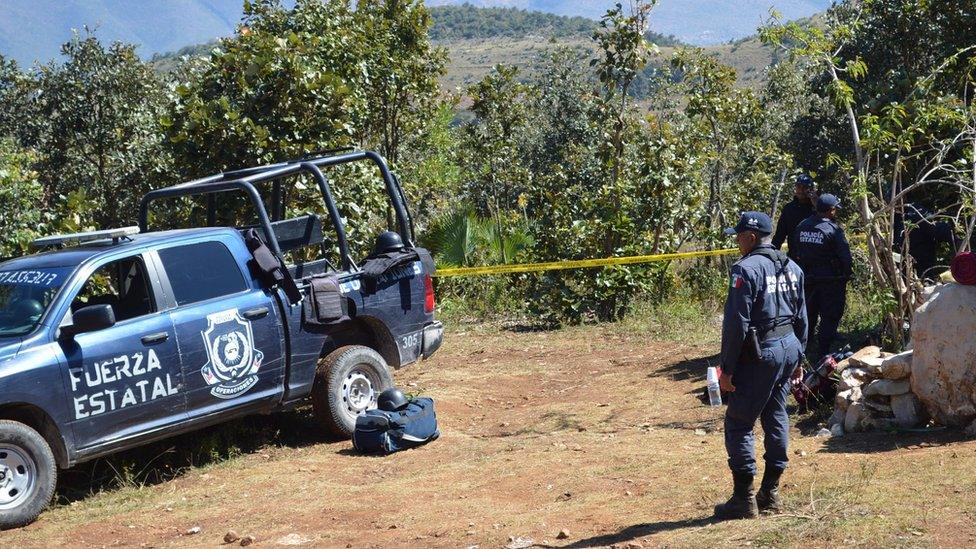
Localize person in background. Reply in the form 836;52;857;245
790;194;852;359
893;203;958;279
715;212;807;521
772;174;818;260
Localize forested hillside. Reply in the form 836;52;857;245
3;0;975;337
147;5;764;90
428;4;681;46
427;0;831;44
0;0;822;66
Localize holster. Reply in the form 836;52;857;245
746;327;762;362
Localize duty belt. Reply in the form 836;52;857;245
761;324;794;341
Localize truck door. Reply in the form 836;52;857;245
154;240;285;418
57;254;185;450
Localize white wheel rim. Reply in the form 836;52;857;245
342;368;378;415
0;444;36;510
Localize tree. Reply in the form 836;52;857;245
165;0;367;174
0;139;95;256
355;0;447;166
461;64;533;264
0;139;42;255
17;33;170;229
397;102;464;230
763;0;976;345
165;0;449;256
0;56;32;140
592;0;657;186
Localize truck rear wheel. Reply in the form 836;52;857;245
0;420;57;530
312;346;394;438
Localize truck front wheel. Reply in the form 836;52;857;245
0;420;57;530
312;346;394;438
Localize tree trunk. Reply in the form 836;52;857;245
771;167;788;218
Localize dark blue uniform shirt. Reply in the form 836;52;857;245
790;215;853;281
720;245;808;375
772;199;816;254
893;205;957;276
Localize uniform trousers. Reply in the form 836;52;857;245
724;333;803;476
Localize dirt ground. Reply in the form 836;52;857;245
4;323;976;548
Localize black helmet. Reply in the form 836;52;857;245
795;173;816;189
374;231;404;255
377;388;409;411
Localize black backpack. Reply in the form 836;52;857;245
242;228;302;305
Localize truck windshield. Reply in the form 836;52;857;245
0;267;71;337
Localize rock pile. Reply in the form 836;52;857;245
828;346;926;435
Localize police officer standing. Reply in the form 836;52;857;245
790;194;852;359
893;203;957;279
772;174;817;259
715;212;807;520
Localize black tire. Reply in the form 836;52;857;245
0;420;57;530
311;346;394;438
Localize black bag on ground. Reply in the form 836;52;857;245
352;397;440;454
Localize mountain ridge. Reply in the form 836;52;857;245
428;0;830;45
0;0;827;66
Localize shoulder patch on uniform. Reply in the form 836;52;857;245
731;273;744;289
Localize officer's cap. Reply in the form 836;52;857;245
796;173;816;188
817;193;842;212
724;212;773;236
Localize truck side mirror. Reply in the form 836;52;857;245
64;304;116;337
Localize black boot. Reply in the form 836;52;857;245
756;467;785;514
713;472;758;520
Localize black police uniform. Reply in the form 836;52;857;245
894;204;957;278
720;244;807;479
791;212;852;358
771;199;815;257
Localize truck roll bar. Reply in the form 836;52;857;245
138;150;414;272
139;179;286;258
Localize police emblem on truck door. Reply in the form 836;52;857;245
200;308;264;399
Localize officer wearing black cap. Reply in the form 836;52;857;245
715;212;807;521
790;194;852;359
772;174;817;259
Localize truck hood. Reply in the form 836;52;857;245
0;340;22;363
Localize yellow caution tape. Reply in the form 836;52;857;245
435;248;739;277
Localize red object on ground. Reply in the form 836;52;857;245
951;252;976;286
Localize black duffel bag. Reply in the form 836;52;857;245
352;397;439;454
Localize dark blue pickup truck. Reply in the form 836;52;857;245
0;151;442;528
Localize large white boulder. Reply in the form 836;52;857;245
911;283;976;426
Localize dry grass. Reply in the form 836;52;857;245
3;321;975;547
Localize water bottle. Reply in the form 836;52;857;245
706;366;722;407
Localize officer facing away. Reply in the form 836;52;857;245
772;174;817;258
715;212;808;521
790;194;853;359
893;203;957;279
